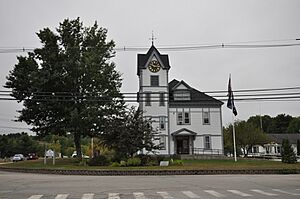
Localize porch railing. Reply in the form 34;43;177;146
192;148;223;155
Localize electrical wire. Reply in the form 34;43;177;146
0;38;300;54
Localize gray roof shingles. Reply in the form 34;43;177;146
169;79;223;107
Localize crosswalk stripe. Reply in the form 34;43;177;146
27;195;43;199
204;190;225;198
108;193;120;199
81;193;94;199
157;191;174;199
251;189;277;196
182;191;201;198
133;192;147;199
227;190;252;197
272;189;300;196
55;194;69;199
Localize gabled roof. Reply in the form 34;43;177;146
171;80;192;90
268;134;300;144
137;45;171;76
169;79;223;107
171;128;197;136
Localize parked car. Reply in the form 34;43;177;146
27;153;38;160
12;154;24;162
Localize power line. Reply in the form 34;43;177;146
0;38;300;54
1;86;300;95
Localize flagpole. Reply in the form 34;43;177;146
227;74;237;162
232;113;237;162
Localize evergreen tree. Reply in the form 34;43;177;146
281;139;297;164
5;18;124;159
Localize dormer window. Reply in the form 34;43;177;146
174;90;190;101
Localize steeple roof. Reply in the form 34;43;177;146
137;45;171;76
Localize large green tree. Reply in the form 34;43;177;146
224;120;268;157
5;18;124;158
287;117;300;133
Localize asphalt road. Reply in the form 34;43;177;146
0;171;299;199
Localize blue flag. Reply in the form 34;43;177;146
227;76;237;116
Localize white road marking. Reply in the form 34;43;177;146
157;191;174;199
204;190;225;197
55;194;69;199
133;192;147;199
272;189;300;196
251;189;278;196
227;190;252;197
182;191;201;198
108;193;120;199
81;193;94;199
27;195;43;199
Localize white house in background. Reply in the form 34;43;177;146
248;134;300;157
137;45;224;155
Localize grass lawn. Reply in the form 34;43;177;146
1;158;300;170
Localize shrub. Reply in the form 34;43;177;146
171;159;183;166
127;157;142;166
120;160;127;167
111;162;120;167
88;155;109;166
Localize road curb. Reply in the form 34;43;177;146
0;167;299;175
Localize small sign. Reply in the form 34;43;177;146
160;161;169;166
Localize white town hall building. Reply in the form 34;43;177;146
137;45;224;155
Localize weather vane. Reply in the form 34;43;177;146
149;31;157;45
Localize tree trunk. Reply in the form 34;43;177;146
74;132;82;160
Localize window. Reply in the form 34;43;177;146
277;146;281;154
204;136;211;149
145;93;151;106
150;75;159;86
184;112;190;124
177;110;190;125
159;116;165;130
159;93;165;106
253;146;259;153
177;112;183;125
203;110;210;125
174;90;190;100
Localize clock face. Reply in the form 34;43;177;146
148;60;161;73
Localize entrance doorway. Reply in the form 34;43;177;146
176;136;190;154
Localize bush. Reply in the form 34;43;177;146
88;155;109;166
111;162;120;167
120;160;127;167
127;157;141;166
170;159;183;166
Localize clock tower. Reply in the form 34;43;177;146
137;45;171;154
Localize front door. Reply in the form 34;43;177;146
176;136;189;154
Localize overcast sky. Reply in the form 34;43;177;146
0;0;300;134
